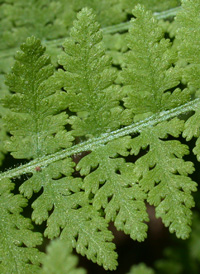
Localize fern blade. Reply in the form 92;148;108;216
2;36;71;159
120;5;190;122
40;238;87;274
61;205;117;271
130;118;196;239
0;178;43;273
176;0;200;92
57;7;127;138
77;137;149;242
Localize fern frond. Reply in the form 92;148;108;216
0;1;199;272
176;0;200;161
19;141;117;270
2;36;71;159
121;5;190;122
19;159;81;227
61;205;117;270
2;35;118;271
0;178;43;274
0;0;70;77
77;137;149;241
127;263;155;274
129;118;196;239
183;108;200;161
119;5;197;239
176;0;200;92
0;0;67;51
71;0;126;26
40;239;87;274
0;0;126;79
57;7;128;138
22;158;117;270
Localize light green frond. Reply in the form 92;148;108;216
0;0;66;51
19;158;80;226
57;8;127;138
2;34;118;271
20;157;117;271
176;0;200;92
120;5;190;122
0;178;43;274
73;0;126;26
183;108;200;161
129;118;197;239
188;212;200;263
0;0;69;78
77;137;149;241
127;263;155;274
0;1;200;273
40;239;87;274
2;36;72;159
61;205;117;271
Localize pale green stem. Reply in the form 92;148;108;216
103;7;182;34
0;97;199;180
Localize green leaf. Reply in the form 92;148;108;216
0;178;43;274
2;33;118;271
57;7;127;138
72;0;126;26
40;238;87;274
2;36;72;159
127;263;155;274
77;137;149;241
130;118;197;239
176;0;200;92
120;5;190;121
19;159;81;228
1;2;200;273
20;157;117;271
61;205;118;271
0;0;70;84
0;0;66;52
182;108;200;161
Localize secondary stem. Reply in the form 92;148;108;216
1;97;199;180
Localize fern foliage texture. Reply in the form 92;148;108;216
0;0;200;273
